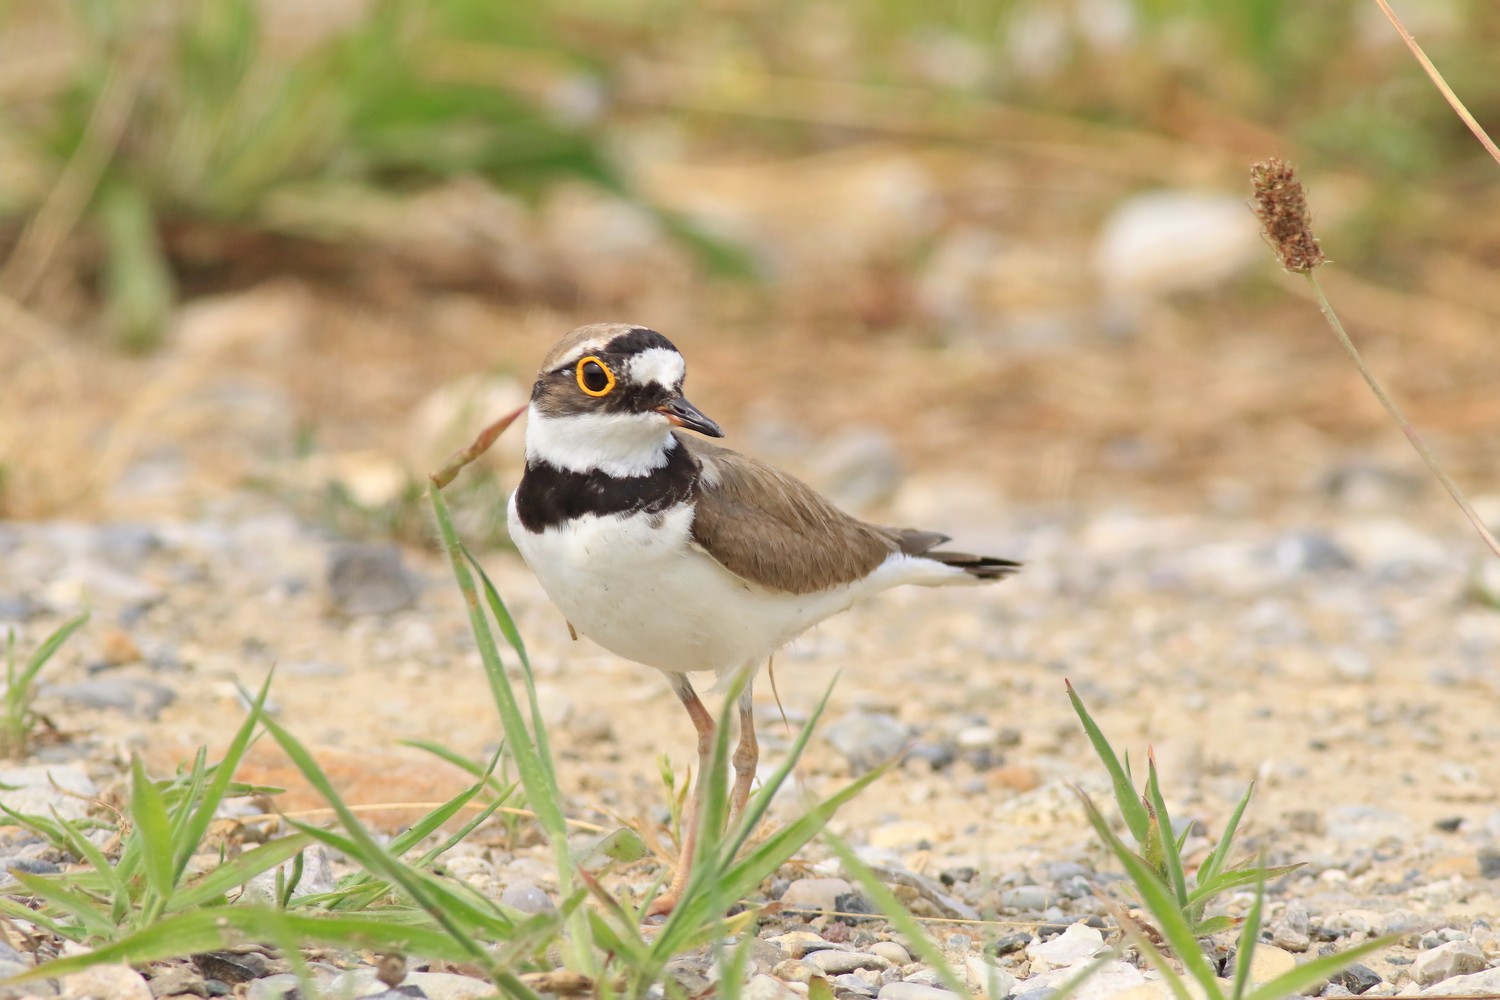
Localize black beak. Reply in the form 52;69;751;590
655;396;723;438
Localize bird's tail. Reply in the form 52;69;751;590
925;550;1022;581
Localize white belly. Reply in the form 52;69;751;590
507;495;879;675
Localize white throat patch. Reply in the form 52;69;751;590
626;347;686;390
525;404;676;477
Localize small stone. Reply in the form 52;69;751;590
60;965;152;1000
148;965;206;998
824;712;909;773
1026;922;1105;973
877;984;956;1000
0;764;98;821
834;891;879;922
989;932;1032;955
770;931;848;959
964;955;1017;997
240;845;336;903
45;677;177;719
1477;849;1500;878
1274;904;1313;952
870;942;911;966
500;879;554;914
1412;941;1487;987
944;934;972;954
246;975;300;1000
1001;885;1053;912
804;951;889;975
1331;964;1384;995
1270;532;1355;574
772;960;818;984
327;543;419;616
192;952;271;985
1419;967;1500;995
743;974;802;1000
782;877;855;915
904;742;956;771
831;974;879;998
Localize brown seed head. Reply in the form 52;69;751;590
1250;158;1326;274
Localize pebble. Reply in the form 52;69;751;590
770;931;849;959
327;968;494;1000
46;677;177;719
1411;940;1487;987
804;951;889;975
743;974;803;1000
824;712;909;772
0;764;98;821
1026;922;1105;973
1419;967;1500;996
782;877;855;915
326;542;419;616
59;965;152;1000
1274;903;1313;952
831;973;880;998
964;955;1017;997
1002;885;1054;912
877;984;957;1000
1093;190;1262;300
239;845;336;903
871;943;911;967
498;879;553;914
1331;964;1384;995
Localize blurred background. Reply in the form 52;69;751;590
2;0;1497;534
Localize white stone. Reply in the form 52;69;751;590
780;877;853;914
1412;940;1488;987
1094;191;1262;299
1025;922;1106;973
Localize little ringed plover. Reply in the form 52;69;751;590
507;323;1018;914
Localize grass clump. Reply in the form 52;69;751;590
1;611;87;758
1067;680;1394;1000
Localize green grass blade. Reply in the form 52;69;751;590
260;714;496;968
400;738;512;797
1112;912;1205;1000
130;757;177;908
16;613;89;690
5;871;115;937
4;907;499;983
464;549;533;672
825;834;967;995
1198;781;1255;887
429;488;566;840
172;673;272;883
1066;680;1149;844
467;553;562;797
164;833;314;911
1144;756;1188;908
659;762;889;956
1229;862;1265;1000
1078;790;1220;986
1186;865;1304;908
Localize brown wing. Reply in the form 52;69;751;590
681;435;938;595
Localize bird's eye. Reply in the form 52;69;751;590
575;356;616;397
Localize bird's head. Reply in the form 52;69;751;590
524;324;722;477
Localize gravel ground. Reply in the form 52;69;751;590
2;468;1498;999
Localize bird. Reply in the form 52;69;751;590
506;323;1018;915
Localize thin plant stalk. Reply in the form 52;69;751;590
1303;274;1500;560
1371;0;1500;168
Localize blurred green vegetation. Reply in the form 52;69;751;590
0;0;1495;346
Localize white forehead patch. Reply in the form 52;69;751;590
626;347;685;389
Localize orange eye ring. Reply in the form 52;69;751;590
575;356;616;397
